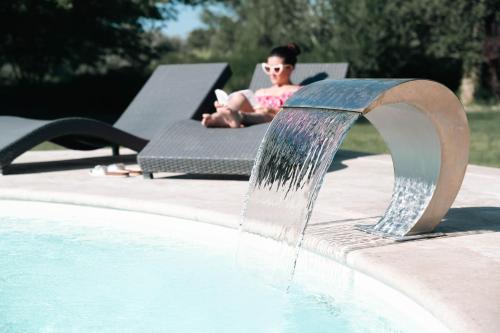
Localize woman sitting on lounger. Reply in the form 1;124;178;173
202;43;302;128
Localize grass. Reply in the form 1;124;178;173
32;142;65;151
467;112;500;167
342;119;389;155
31;109;500;168
465;101;500;113
342;111;500;168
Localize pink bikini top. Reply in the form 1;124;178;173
255;90;297;109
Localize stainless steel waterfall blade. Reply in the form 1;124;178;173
284;79;469;238
240;108;360;276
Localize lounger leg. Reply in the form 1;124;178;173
112;145;120;156
143;172;153;179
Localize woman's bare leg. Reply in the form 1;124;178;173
203;93;254;128
214;107;275;128
203;107;274;128
201;111;230;127
227;93;254;113
219;93;257;127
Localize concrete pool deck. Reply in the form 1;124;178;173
1;148;499;333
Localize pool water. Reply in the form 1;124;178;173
0;200;446;332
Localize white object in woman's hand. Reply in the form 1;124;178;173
215;89;229;105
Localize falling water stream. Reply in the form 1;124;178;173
366;176;436;237
238;108;360;281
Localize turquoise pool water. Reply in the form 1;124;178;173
0;200;446;332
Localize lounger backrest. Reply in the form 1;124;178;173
248;63;349;91
114;63;231;140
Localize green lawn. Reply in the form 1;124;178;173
467;112;500;167
32;111;500;168
32;142;64;151
342;112;500;168
342;119;389;155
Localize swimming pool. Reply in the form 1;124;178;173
0;200;448;332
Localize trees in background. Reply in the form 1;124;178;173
183;0;499;102
483;0;500;100
0;0;208;121
0;0;202;84
0;0;497;104
330;0;494;103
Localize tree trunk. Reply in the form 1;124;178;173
459;70;477;105
483;11;499;100
487;59;500;100
484;33;500;101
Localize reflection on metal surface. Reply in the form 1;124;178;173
286;79;413;112
242;79;469;242
240;108;359;277
242;109;359;242
370;176;436;237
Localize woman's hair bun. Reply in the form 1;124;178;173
286;43;301;56
269;43;301;66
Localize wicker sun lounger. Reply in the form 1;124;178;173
138;63;349;177
0;63;231;174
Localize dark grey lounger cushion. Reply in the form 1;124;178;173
0;63;231;173
138;63;349;176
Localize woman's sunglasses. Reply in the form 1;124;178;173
261;63;292;75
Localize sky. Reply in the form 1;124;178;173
162;4;230;38
162;5;205;38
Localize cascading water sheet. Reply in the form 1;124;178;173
238;108;359;278
367;176;436;237
238;79;468;277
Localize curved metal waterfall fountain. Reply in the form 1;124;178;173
242;79;469;243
